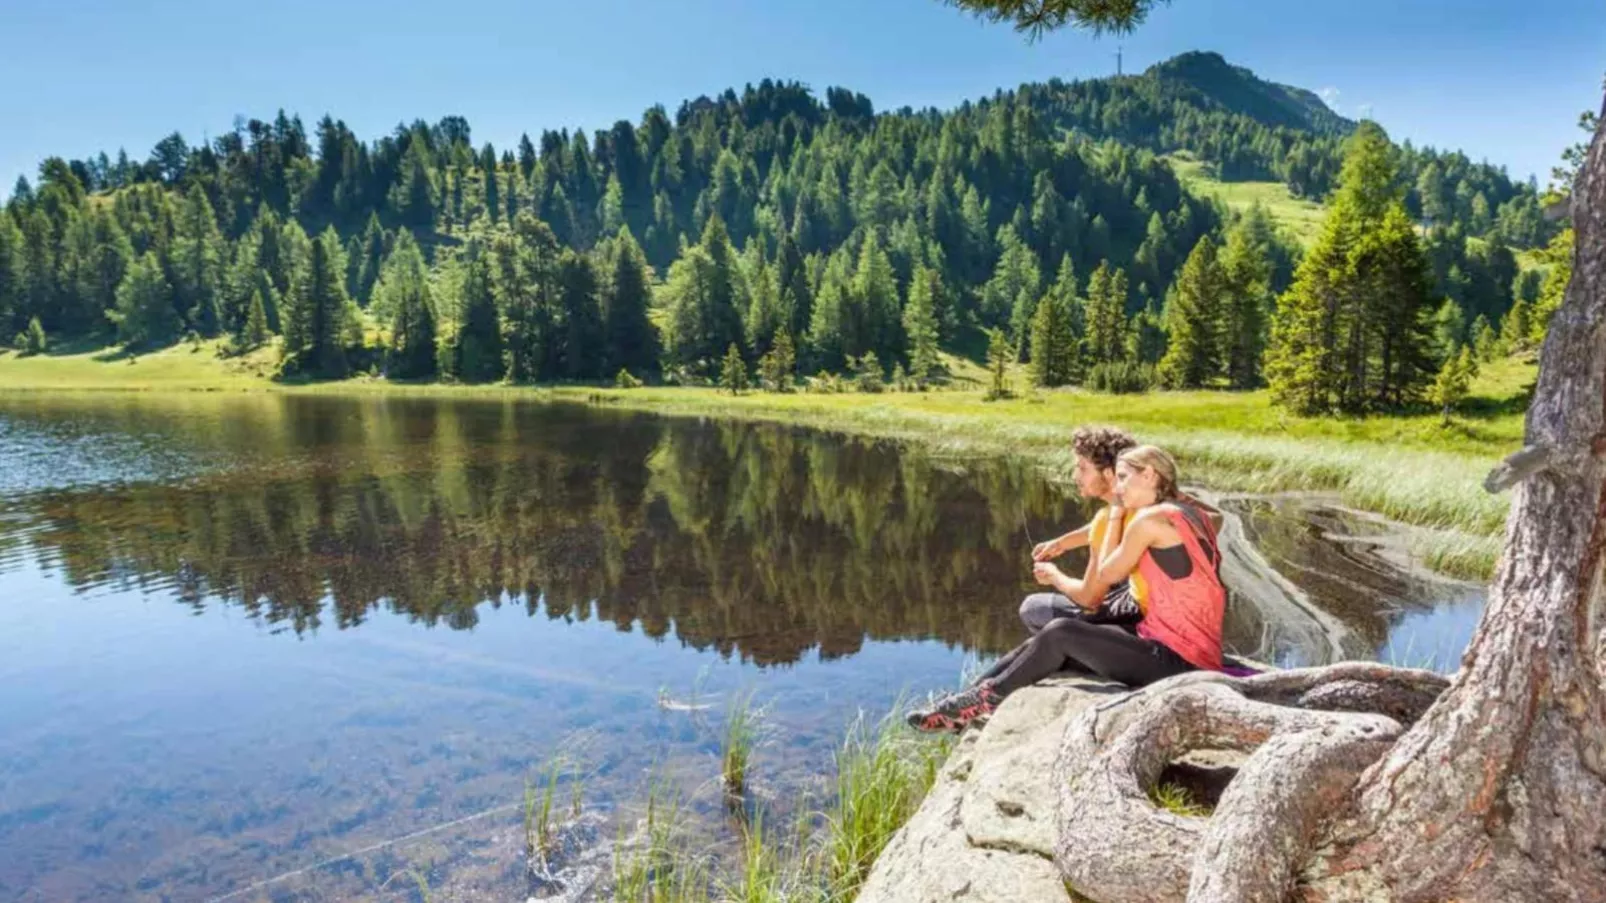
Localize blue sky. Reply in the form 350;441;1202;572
3;0;1601;199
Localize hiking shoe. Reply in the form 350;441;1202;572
905;681;1003;733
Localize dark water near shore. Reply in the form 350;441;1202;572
0;393;1486;902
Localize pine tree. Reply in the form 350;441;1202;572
109;252;180;348
558;250;605;380
1158;235;1226;389
603;228;658;377
759;330;796;392
984;328;1013;400
393;136;436;232
1434;298;1467;359
454;248;503;383
1499;296;1532;353
171;184;225;336
0;214;23;334
1266;123;1435;413
850;232;901;364
280;229;351;379
599;175;626;239
24;316;47;355
903;264;942;385
719;342;749;394
376;232;437;380
805;249;852;372
1471;315;1498;361
1028;256;1079;388
481;148;500;223
242;287;271;351
1082;261;1129;369
775;233;813;343
1220;215;1273;389
1429;346;1475;425
1530;226;1572;343
982;224;1041;339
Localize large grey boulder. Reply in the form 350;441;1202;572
856;675;1125;903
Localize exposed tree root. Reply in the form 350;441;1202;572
1052;666;1448;903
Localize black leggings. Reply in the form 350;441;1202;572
978;616;1196;693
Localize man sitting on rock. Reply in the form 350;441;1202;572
1018;426;1147;633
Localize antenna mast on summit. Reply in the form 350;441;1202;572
1116;45;1124;76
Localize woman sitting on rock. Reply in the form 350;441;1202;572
908;445;1226;733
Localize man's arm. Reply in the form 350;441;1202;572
1033;521;1094;561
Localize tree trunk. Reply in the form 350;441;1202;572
1319;91;1606;903
1052;97;1606;902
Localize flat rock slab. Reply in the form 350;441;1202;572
858;674;1125;903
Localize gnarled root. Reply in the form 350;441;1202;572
1053;665;1449;903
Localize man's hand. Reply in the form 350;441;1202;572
1032;562;1065;587
1032;538;1060;561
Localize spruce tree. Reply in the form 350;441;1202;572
377;232;437;380
171;184;224;336
24;316;47;355
1429;346;1475;424
903;264;942;385
850;232;901;364
1082;261;1129;369
280;229;351;379
1266;123;1436;413
1220;215;1273;389
719;342;749;395
558;250;605;380
454;248;502;383
1158;235;1225;389
1471;315;1498;361
604;228;658;378
984;328;1012;400
109;252;179;348
775;233;813;343
242;287;271;351
1499;296;1532;353
1028;257;1079;388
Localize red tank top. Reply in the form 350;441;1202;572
1134;505;1225;670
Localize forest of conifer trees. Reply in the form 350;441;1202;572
0;53;1569;413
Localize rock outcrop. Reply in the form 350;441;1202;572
856;676;1125;903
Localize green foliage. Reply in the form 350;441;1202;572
1266;124;1437;413
1158;235;1225;389
851;351;885;393
241;288;271;351
279;229;351;380
1081;261;1129;369
984;328;1013;401
1430;346;1476;424
903;265;942;386
454;248;503;383
1219;209;1274;388
614;368;643;389
1530;226;1572;343
24;316;47;355
720;342;749;395
1028;255;1079;387
380;233;438;380
1470;315;1498;362
108;252;180;348
758;330;796;392
1086;360;1157;394
1498;296;1532;355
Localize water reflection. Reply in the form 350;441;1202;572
0;394;1486;901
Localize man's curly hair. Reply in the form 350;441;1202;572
1071;426;1138;472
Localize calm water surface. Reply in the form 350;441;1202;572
0;394;1486;902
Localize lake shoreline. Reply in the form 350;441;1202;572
0;345;1516;579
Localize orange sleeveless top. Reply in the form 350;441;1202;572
1134;505;1225;670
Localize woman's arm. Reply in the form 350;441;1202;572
1057;513;1159;608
